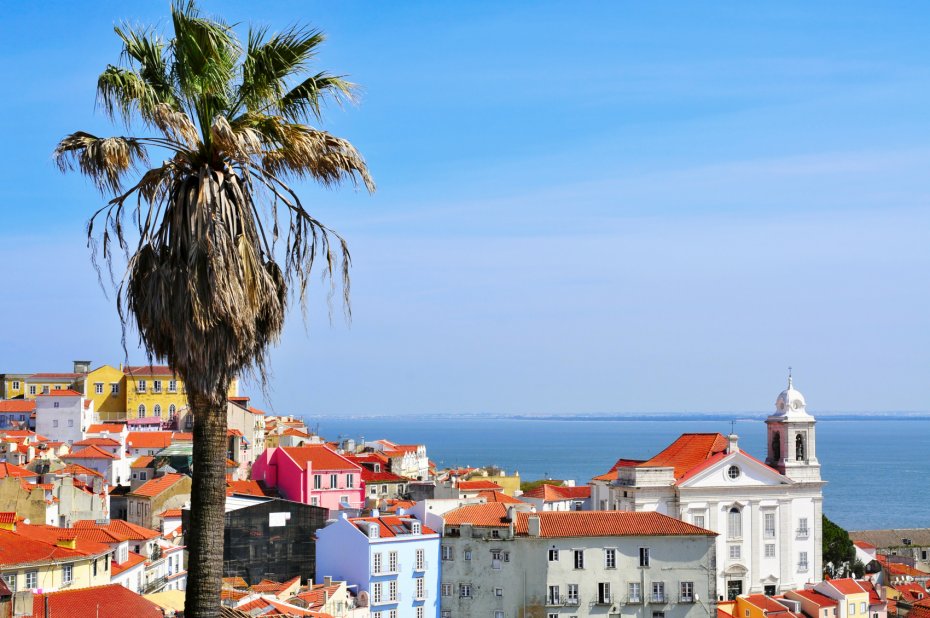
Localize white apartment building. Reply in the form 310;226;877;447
590;377;825;599
439;503;716;618
34;389;96;445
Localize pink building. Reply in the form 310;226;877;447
251;445;364;513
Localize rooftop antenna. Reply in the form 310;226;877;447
787;366;793;389
730;420;736;436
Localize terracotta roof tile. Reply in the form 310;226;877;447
789;590;839;607
59;463;104;478
131;456;155;469
126;431;173;449
592;458;646;481
73;437;121;447
130;473;188;498
476;490;525;504
638;433;729;480
0;400;35;413
226;480;270;497
87;423;126;434
458;480;504;491
522;483;590;501
30;584;163;618
36;389;82;397
73;519;160;541
62;445;117;460
0;462;38;479
111;550;147;575
828;579;868;595
350;515;437;538
123;365;177;377
280;446;361;472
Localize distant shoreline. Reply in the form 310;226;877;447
309;412;930;422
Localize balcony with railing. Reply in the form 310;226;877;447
594;593;615;606
565;596;581;607
650;593;667;604
547;595;566;607
413;560;428;572
796;528;810;539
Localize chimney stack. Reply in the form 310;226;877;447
528;515;541;537
728;434;740;454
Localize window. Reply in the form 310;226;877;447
495;587;503;597
441;583;452;597
110;383;119;394
388;551;398;572
370;487;377;495
347;474;354;488
652;581;665;603
168;404;176;416
28;386;36;395
372;582;382;603
441;545;452;561
547;585;560;605
598;582;611;604
727;465;741;480
799;551;809;571
25;571;37;589
729;545;741;560
416;608;424;618
388;581;397;601
330;473;338;488
11;381;19;390
441;612;451;618
381;484;388;493
796;433;806;460
629;582;642;602
849;604;856;616
313;475;322;490
797;517;809;537
573;549;584;569
494;613;503;618
694;514;705;528
137;380;146;393
728;507;742;539
54;402;60;408
860;603;867;614
765;543;776;558
548;548;559;561
416;548;425;570
605;548;616;568
168;380;177;393
310;497;318;506
1;573;14;593
654;613;666;618
53;420;59;428
491;549;502;569
491;529;500;539
459;583;471;598
567;583;579;604
68;419;73;427
639;547;650;567
138;404;146;418
680;581;694;602
764;512;776;538
95;382;104;394
373;552;382;574
463;549;472;560
154;404;161;417
153;380;162;393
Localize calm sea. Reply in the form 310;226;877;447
312;416;930;531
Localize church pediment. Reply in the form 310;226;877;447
677;451;792;489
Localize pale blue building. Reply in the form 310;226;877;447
316;509;441;618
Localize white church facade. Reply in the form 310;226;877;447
590;377;824;601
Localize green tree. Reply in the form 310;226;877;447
55;3;372;614
823;514;865;578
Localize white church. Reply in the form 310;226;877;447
590;376;824;600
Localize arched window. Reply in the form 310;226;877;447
795;434;805;461
154;404;161;418
772;432;781;461
138;404;146;418
168;404;176;417
728;507;742;539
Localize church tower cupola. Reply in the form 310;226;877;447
766;371;821;483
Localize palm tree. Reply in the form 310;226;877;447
54;2;372;615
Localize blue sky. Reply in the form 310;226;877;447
1;2;928;415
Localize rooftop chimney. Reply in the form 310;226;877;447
324;576;332;587
528;515;541;537
73;360;92;374
728;434;740;454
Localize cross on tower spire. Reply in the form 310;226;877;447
787;366;793;389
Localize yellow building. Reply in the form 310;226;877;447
0;517;113;593
77;364;127;420
122;365;238;422
0;374;29;399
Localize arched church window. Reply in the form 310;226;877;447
727;507;742;539
772;432;781;460
138;404;146;418
154;404;161;417
795;433;805;461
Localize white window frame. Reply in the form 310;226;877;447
94;382;104;394
765;543;776;558
605;548;616;569
441;583;452;597
639;546;650;567
573;549;584;569
110;382;119;394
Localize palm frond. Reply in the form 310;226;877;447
236;25;326;114
54;132;148;194
97;66;163;124
277;72;355;122
113;24;175;104
170;1;238;106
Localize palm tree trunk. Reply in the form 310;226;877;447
184;391;228;617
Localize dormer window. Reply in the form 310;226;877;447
374;463;381;472
368;523;380;538
411;522;421;534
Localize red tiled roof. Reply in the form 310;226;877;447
295;583;342;610
227;428;243;437
522;483;590;501
888;563;927;577
130;473;188;498
30;584;163;618
226;480;270;497
0;462;38;479
36;389;82;397
74;437;121;447
126;432;173;449
477;490;525;504
351;515;437;538
87;423;126;434
280;445;361;472
27;373;81;380
828;579;868;595
250;575;302;594
282;428;311;438
62;445;117;460
0;400;35;413
854;540;876;549
638;433;729;480
745;595;793;612
0;523;111;567
458;480;504;491
223;576;249;589
172;432;193;441
0;513;15;524
131;456;155;469
59;463;104;478
74;519;161;541
111;550;147;575
592;458;645;481
72;527;124;544
789;590;839;607
124;365;177;377
247;406;265;415
236;597;317;616
160;509;182;519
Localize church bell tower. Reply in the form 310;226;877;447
765;372;821;483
